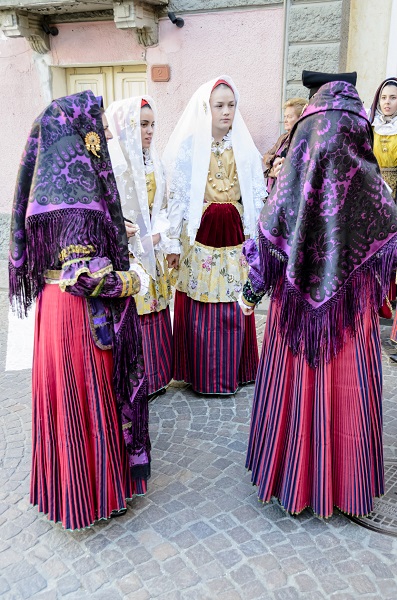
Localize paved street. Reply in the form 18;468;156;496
1;290;397;599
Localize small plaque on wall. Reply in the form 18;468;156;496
151;65;171;82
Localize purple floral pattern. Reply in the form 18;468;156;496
260;81;397;308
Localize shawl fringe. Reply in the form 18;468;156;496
9;262;32;318
9;208;122;316
112;299;151;481
259;234;397;368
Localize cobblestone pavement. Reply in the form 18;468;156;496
1;291;397;600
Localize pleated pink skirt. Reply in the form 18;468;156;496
31;285;146;530
246;297;384;518
140;307;173;395
173;290;258;394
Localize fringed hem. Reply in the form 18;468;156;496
112;298;151;471
251;489;384;520
258;233;397;368
9;208;124;316
9;262;32;318
30;494;147;532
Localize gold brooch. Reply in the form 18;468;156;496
130;118;136;130
85;131;101;158
203;101;207;114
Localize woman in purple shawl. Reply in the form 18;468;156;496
240;72;397;518
9;91;151;530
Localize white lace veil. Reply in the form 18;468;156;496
106;96;165;279
162;75;267;245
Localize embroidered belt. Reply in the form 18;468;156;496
381;167;397;197
44;270;62;284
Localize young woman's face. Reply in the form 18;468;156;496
379;84;397;117
101;113;113;142
283;106;300;132
140;106;155;149
210;86;236;137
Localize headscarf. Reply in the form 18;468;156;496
8;90;150;480
106;95;165;279
162;75;267;245
245;80;397;367
9;90;129;316
369;77;397;135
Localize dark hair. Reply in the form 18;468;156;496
382;81;397;90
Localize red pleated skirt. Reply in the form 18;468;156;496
173;201;259;394
140;307;173;395
173;290;258;394
31;285;146;530
247;297;384;518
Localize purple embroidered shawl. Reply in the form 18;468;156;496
9;90;129;312
9;91;150;480
246;81;397;367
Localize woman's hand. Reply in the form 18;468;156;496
238;293;255;316
125;221;139;238
166;253;180;269
240;303;254;316
152;233;161;246
273;157;285;178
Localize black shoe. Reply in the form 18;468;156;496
389;354;397;363
110;508;127;518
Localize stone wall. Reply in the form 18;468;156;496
168;0;281;11
285;0;351;100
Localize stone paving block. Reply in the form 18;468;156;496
151;542;178;561
188;521;216;540
348;574;377;594
116;572;143;595
57;574;82;596
171;530;197;550
240;580;272;599
82;569;108;593
186;542;213;568
214;548;244;569
16;573;47;599
72;555;99;576
319;573;350;595
171;567;201;590
274;587;301;600
0;577;10;595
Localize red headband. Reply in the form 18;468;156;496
141;98;150;108
211;79;233;92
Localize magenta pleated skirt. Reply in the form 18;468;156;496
139;307;173;395
247;297;384;518
173;290;258;394
31;284;146;530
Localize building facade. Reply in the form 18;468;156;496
0;0;396;281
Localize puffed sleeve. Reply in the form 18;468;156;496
57;244;143;298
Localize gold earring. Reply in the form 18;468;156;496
85;131;101;157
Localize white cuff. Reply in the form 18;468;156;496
129;263;150;296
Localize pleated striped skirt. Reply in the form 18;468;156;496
140;307;173;396
31;285;146;530
246;297;384;518
173;290;258;394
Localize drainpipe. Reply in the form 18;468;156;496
280;0;290;134
386;0;397;76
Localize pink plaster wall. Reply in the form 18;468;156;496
149;10;284;155
1;7;284;215
0;38;47;213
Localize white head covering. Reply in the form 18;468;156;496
106;96;165;279
162;75;267;245
372;79;397;136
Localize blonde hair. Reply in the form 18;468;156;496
283;97;308;117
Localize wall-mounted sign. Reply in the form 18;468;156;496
151;65;171;82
